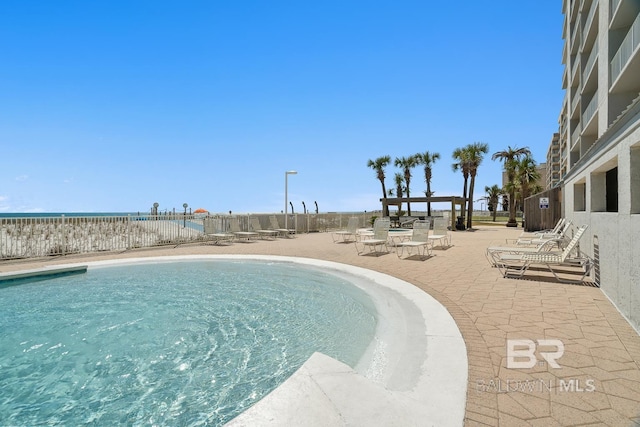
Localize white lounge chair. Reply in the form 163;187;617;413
355;218;390;256
428;217;451;248
250;217;278;240
396;220;433;260
400;217;419;228
229;217;259;242
485;238;563;267
269;215;295;238
332;217;360;243
509;220;572;246
496;225;592;284
203;218;234;245
515;217;565;239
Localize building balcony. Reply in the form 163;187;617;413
582;93;598;135
582;44;598;84
610;12;640;92
571;53;581;82
570;91;581;116
581;0;598;50
571;124;582;149
610;0;622;24
570;17;581;54
610;0;638;29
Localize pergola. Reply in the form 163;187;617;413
380;196;468;230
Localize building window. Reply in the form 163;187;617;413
574;182;586;211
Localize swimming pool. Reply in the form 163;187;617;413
0;255;468;426
0;259;377;426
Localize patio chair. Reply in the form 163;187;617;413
509;220;572;246
515;218;565;239
203;218;234;245
332;217;360;243
269;215;295;238
249;217;278;240
496;225;592;284
229;217;259;242
396;220;433;260
485;237;564;267
355;218;390;256
400;217;419;228
428;217;452;248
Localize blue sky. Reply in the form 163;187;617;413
0;1;564;214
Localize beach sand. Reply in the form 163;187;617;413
2;226;640;425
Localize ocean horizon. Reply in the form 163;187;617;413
0;212;142;219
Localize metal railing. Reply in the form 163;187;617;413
582;43;598;83
571;89;580;114
610;0;621;23
610;12;640;86
583;92;599;126
571;122;582;147
570;15;581;48
0;212;379;260
582;0;598;47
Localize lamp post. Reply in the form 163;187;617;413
285;170;297;229
183;203;188;227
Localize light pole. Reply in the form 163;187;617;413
285;170;297;229
183;203;188;227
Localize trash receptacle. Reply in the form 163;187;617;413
455;216;466;230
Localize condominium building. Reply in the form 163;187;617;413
546;132;561;188
558;0;640;331
501;163;548;191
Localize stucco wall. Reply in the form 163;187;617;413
563;119;640;333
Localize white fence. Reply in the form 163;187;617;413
0;213;376;260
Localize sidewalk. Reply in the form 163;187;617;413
2;226;640;425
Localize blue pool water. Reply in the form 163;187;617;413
0;260;377;426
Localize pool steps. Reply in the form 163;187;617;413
0;265;88;286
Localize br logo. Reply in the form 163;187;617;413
506;339;564;369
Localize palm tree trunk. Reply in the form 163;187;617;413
460;176;468;227
426;182;432;217
380;181;389;217
507;190;518;227
466;174;476;229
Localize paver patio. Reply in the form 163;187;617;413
2;225;639;426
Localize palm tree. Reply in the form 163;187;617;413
452;147;471;226
516;155;541;213
367;155;391;216
388;172;405;215
464;142;489;229
484;184;502;222
414;151;440;217
394;155;418;216
491;146;531;227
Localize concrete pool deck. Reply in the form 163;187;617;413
2;225;640;425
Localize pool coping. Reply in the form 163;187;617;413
224;255;468;427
